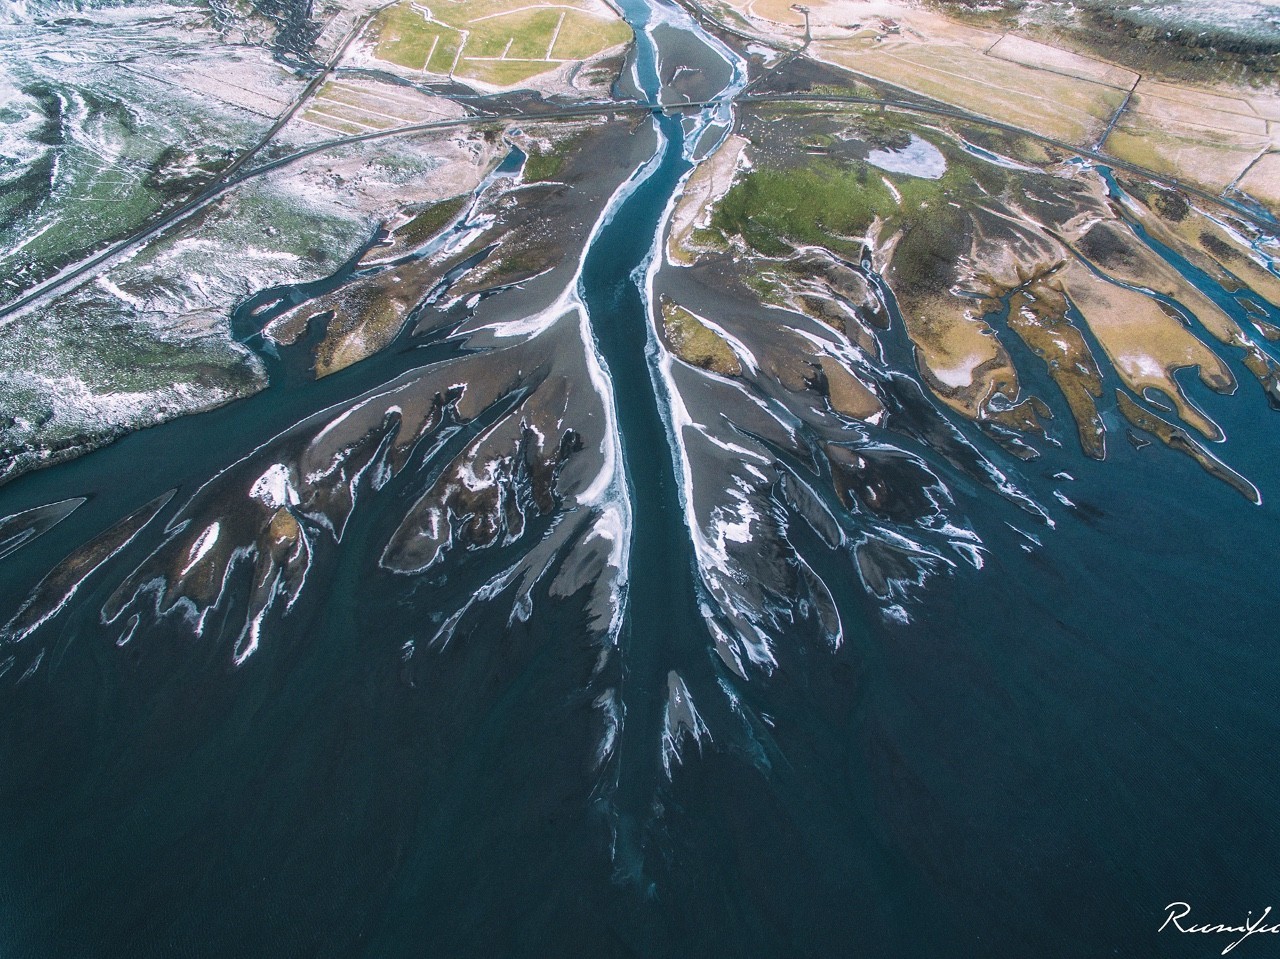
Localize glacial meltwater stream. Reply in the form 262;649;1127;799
3;0;1280;956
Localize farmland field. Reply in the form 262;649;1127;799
368;0;632;87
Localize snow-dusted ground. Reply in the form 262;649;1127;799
0;0;526;483
0;0;313;299
0;124;499;484
1060;0;1280;40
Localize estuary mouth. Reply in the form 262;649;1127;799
2;0;1280;953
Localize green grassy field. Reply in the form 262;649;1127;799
711;117;1012;292
374;4;463;72
369;0;631;87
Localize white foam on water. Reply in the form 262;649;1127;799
180;522;220;577
635;170;784;672
471;124;658;642
249;463;300;509
661;670;711;777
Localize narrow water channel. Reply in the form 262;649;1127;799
573;0;749;882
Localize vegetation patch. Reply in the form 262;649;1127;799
393;196;469;250
712;135;1005;294
1152;188;1190;222
1076;2;1280;81
522;132;587;182
660;299;741;376
373;3;463;72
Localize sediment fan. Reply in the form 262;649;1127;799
1;0;1279;954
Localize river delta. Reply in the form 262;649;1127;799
2;0;1280;955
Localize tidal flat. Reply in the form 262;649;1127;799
674;96;1280;499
